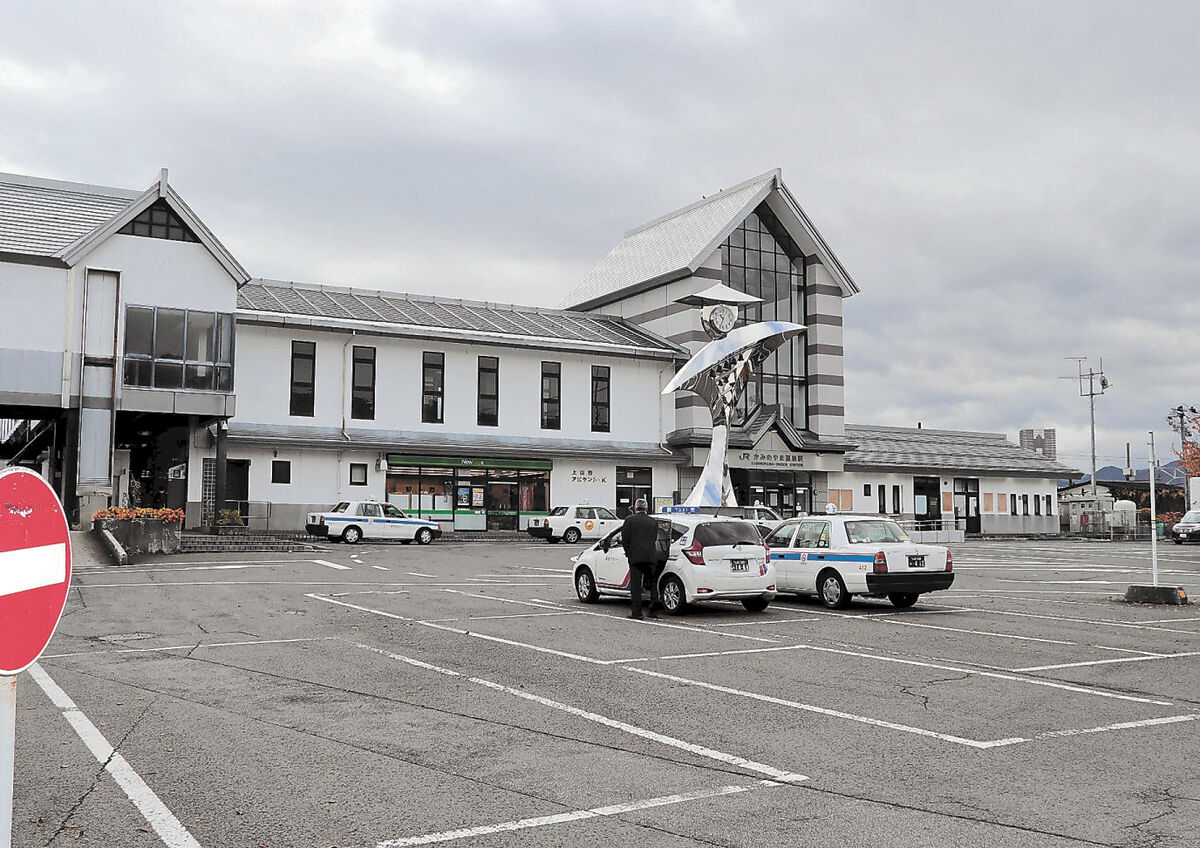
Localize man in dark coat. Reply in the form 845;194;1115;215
621;498;660;619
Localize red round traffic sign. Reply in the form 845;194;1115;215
0;467;72;675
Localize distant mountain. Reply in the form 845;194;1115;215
1084;461;1187;485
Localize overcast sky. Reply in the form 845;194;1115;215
3;0;1197;476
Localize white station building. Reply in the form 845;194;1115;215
0;167;1073;535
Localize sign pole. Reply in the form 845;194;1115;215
1;675;14;848
1149;431;1159;587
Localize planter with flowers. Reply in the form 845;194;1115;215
93;507;185;554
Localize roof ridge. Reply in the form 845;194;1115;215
846;423;1007;440
624;169;779;237
0;171;139;200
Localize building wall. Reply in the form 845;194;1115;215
0;262;69;405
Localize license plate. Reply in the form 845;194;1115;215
730;559;748;572
908;555;926;568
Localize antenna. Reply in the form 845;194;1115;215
1061;356;1109;498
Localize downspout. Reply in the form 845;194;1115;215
341;330;356;441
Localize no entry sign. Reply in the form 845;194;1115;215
0;468;72;675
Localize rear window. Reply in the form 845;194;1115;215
845;520;910;544
694;521;761;546
1182;511;1200;523
330;502;350;513
549;507;569;516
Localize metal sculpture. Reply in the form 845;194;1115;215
663;285;804;506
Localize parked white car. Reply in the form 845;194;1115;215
527;505;621;544
572;514;775;614
305;500;442;545
765;513;952;609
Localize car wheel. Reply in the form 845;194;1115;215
1174;539;1182;545
342;526;362;545
563;527;582;544
660;575;688;615
742;596;770;612
575;567;599;603
817;569;850;609
888;592;920;609
547;536;561;544
416;528;434;545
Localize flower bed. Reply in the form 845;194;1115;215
93;507;185;555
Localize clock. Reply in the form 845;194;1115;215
701;303;738;339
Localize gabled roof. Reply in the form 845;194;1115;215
558;169;858;310
0;169;249;284
238;279;686;360
844;424;1082;479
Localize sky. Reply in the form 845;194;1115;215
3;0;1198;477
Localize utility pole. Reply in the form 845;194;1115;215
1149;430;1159;586
1064;357;1109;498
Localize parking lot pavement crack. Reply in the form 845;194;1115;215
1120;788;1186;847
899;673;971;711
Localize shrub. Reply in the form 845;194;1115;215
216;509;244;526
93;506;185;525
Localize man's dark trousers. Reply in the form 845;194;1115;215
629;560;661;617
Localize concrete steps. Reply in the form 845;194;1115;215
181;532;325;553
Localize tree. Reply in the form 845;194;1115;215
1169;408;1200;478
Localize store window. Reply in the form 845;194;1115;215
591;365;610;432
123;305;233;391
385;456;551;532
422;352;444;423
478;356;499;427
351;346;376;420
541;362;561;430
289;341;315;417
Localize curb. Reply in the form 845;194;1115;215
1124;584;1189;605
95;527;130;566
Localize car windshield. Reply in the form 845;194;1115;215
382;504;405;517
330;502;350;513
549;507;569;516
1181;511;1200;523
845;520;910;544
694;521;761;546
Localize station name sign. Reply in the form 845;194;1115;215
734;450;807;469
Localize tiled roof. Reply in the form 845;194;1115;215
557;172;776;309
239;279;684;356
0;173;137;257
844;424;1082;478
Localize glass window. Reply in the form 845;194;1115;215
184;363;214;391
892;485;901;515
349;463;368;486
125;307;154;357
422;352;444;424
356;501;380;516
124;358;152;387
549;506;569;516
1022;494;1029;515
331;502;350;513
216;314;234;364
383;504;405;518
477;355;499;427
1010;494;1018;516
575;507;594;519
591;365;610;433
765;524;797;548
1045;495;1053;515
271;460;291;484
290;341;315;417
118;199;199;242
154;309;185;360
1034;495;1041;516
351;346;376;421
878;484;886;514
153;361;182;389
863;484;871;496
845;520;910;544
185;312;214;361
541;361;561;430
694;521;761;546
595;507;617;520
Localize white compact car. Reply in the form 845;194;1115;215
765;514;952;609
527;505;622;544
305;500;442;545
572;514;775;614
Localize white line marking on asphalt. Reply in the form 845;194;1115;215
418;620;613;665
468;677;808;783
354;642;462;676
28;663;202;848
308;594;412;620
511;565;574;573
312;559;352;570
1011;651;1200;672
1034;715;1200;740
41;637;330;659
1092;646;1171;656
0;542;66;596
375;783;765;847
947;606;1200;636
407;572;437;578
371;565;390;571
706;617;824;627
872;619;1077;645
627;667;1024;749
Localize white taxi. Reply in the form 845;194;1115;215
527;505;621;544
305;500;442;545
572;513;775;614
764;513;952;609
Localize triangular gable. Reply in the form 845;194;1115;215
559;169;858;310
118;197;199;242
56;169;250;286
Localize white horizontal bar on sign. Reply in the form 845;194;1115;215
0;542;67;597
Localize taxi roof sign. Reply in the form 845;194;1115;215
660;505;700;514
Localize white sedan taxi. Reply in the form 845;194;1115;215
527;505;622;544
765;513;952;609
305;500;442;545
572;513;775;614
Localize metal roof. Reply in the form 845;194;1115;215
558;169;859;310
0;173;137;258
238;279;685;358
843;424;1082;478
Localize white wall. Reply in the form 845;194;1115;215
82;234;238;314
0;262;69;400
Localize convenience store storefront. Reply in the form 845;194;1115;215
385;454;551;532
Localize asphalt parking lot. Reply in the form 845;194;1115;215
12;535;1200;847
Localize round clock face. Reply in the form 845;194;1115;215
709;303;737;334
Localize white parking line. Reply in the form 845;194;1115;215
376;783;765;847
28;663;201;848
312;559;352;570
627;667;1023;749
407;572;437;578
371;566;390;571
1011;651;1200;672
1034;715;1200;740
41;637;330;659
871;619;1077;645
945;606;1200;636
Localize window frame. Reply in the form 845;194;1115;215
123;304;234;392
289;340;316;417
351;345;376;421
422;351;445;424
591;365;610;433
540;361;561;430
349;462;368;486
271;460;291;484
477;355;499;427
